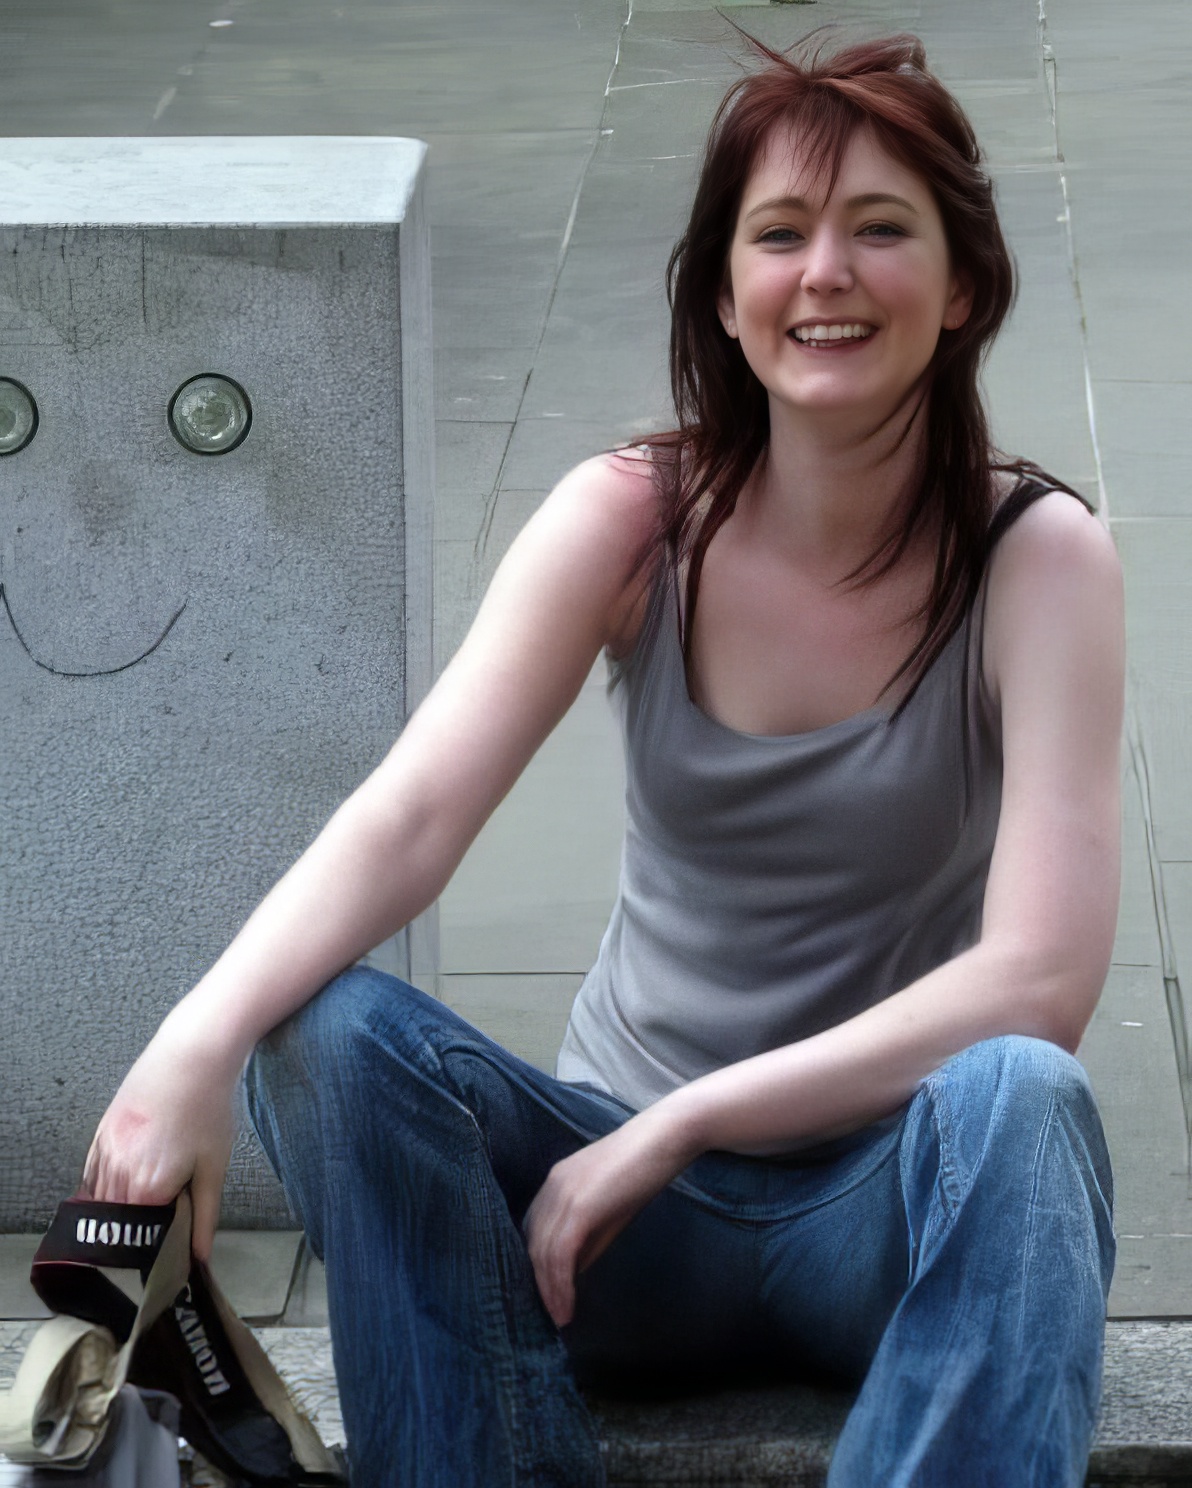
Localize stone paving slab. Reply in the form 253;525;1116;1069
440;973;587;1072
0;1245;47;1325
0;1231;301;1322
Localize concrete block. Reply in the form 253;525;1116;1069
0;138;435;1229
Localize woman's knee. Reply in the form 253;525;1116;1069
917;1035;1112;1213
247;965;430;1129
935;1034;1096;1126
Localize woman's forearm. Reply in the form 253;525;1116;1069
655;939;1101;1161
157;771;453;1075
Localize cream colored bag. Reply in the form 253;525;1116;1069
0;1193;342;1483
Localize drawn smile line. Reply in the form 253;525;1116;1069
0;582;187;677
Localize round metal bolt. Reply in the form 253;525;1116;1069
168;374;251;454
0;378;38;455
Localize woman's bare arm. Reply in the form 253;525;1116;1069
526;492;1125;1323
83;450;658;1255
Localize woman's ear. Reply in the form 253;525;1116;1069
717;283;738;340
942;269;975;331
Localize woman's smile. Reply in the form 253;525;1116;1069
789;320;877;347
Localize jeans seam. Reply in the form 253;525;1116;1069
1016;1087;1057;1355
928;1074;965;1222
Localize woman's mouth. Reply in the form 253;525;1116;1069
789;322;876;346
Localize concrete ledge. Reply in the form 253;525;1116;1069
4;1322;1191;1484
590;1383;1192;1487
248;1322;1192;1486
591;1383;847;1487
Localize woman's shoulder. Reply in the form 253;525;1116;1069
981;473;1123;705
547;445;668;659
986;472;1118;586
549;445;660;544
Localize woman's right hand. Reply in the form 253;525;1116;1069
81;1006;240;1263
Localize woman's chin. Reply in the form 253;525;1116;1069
769;388;893;431
766;372;930;434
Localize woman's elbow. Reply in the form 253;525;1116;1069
1020;952;1110;1055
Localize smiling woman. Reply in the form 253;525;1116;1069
83;30;1124;1488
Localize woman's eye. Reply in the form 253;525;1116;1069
860;222;906;239
757;227;802;245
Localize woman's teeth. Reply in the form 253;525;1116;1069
792;323;873;343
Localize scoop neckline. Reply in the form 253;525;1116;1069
668;568;966;746
650;470;1047;748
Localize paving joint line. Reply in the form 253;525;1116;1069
473;0;635;568
1127;715;1192;1173
1036;0;1108;524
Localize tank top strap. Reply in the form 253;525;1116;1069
967;471;1094;723
985;471;1094;557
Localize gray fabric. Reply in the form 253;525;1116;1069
556;550;1003;1111
0;1389;181;1487
83;1389;182;1488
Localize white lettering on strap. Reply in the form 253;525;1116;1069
72;1218;162;1251
173;1298;232;1397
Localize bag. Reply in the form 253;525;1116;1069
0;1192;345;1485
0;1387;183;1486
0;1383;184;1487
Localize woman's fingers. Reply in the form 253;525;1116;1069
532;1236;576;1327
526;1117;688;1329
525;1183;585;1327
87;1144;121;1204
545;1222;579;1327
79;1141;100;1199
191;1161;225;1265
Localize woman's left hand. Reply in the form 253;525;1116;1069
523;1104;698;1327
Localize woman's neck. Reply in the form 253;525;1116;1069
747;391;930;579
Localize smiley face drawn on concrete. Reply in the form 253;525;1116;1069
0;372;190;677
0;372;255;675
0;225;407;685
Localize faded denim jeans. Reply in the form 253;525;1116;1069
245;967;1115;1488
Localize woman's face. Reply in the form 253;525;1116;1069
718;124;973;430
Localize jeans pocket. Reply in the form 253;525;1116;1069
671;1114;907;1223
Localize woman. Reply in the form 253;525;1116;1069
84;32;1124;1488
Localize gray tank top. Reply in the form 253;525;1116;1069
555;522;1010;1111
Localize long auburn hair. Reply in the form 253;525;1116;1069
641;30;1075;704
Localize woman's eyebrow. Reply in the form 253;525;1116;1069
744;192;920;220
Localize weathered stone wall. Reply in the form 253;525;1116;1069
0;139;434;1228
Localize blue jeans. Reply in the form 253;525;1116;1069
245;967;1115;1488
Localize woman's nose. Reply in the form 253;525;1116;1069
801;228;854;295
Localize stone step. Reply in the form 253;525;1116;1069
3;1320;1190;1484
252;1322;1192;1486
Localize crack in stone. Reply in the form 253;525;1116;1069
1129;715;1192;1176
1037;0;1109;520
0;582;187;677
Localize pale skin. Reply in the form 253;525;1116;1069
85;125;1125;1336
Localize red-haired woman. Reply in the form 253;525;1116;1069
86;33;1123;1488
